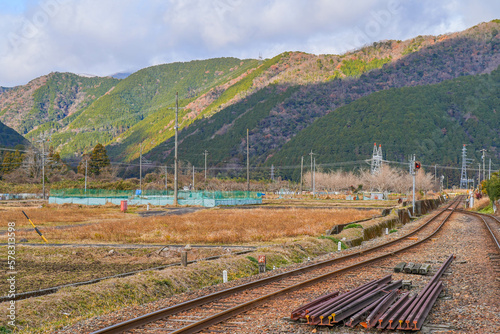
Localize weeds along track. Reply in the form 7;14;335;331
91;197;462;334
0;248;255;302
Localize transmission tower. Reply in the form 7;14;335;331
370;143;383;174
460;144;468;189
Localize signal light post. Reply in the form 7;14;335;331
410;155;420;216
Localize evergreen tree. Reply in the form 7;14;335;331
484;171;500;202
1;150;23;174
88;143;110;175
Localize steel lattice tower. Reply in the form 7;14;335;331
371;143;383;174
460;144;468;189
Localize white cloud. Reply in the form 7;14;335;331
0;0;498;87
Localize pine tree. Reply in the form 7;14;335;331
88;143;110;175
1;150;23;174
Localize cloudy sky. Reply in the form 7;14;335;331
0;0;498;87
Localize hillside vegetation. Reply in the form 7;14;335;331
269;66;500;180
0;121;28;148
0;73;120;136
153;21;500;171
0;20;499;172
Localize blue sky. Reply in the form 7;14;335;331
0;0;498;87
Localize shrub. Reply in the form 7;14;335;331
344;223;363;229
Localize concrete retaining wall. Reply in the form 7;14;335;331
329;196;446;247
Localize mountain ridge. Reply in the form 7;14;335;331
0;20;499;172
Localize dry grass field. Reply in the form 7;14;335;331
0;202;382;333
0;204;133;230
2;206;380;244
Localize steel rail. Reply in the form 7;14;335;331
456;209;500;252
91;197;461;334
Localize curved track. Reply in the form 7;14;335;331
91;197;461;334
457;209;500;252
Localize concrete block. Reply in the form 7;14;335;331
419;264;431;275
411;264;421;274
404;262;415;274
394;262;406;273
402;280;412;290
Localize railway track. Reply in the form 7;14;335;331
456;209;500;284
91;197;462;334
456;209;500;252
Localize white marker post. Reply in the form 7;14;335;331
338;241;342;251
223;270;228;283
386;228;389;235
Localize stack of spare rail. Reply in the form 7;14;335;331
291;254;454;331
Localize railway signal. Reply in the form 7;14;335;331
415;161;421;170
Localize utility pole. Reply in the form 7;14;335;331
41;142;45;200
85;159;88;196
410;154;416;216
165;165;168;190
36;134;50;201
271;165;274;181
192;165;195;190
139;142;143;193
174;92;179;205
309;150;314;193
203;150;208;182
489;158;491;179
478;163;481;188
481;149;486;184
300;156;303;193
246;129;250;192
313;157;316;196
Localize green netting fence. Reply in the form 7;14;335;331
49;189;262;207
50;189;262;199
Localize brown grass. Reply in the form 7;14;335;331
0;204;131;229
7;208;380;244
472;196;490;210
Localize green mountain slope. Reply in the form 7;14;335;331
0;120;29;148
1;20;499;169
147;20;500;171
0;73;120;136
56;57;260;157
146;84;300;167
106;54;286;160
269;66;500;179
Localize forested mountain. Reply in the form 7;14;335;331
0;20;499;173
151;20;499;170
269;67;500;180
0;73;120;136
0;120;29;148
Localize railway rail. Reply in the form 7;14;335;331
456;209;500;252
91;196;462;334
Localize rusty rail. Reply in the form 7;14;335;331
291;254;454;331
